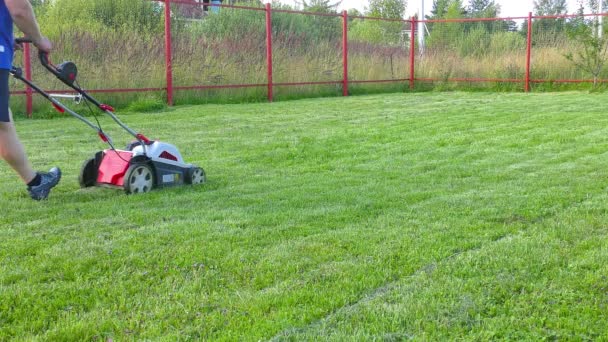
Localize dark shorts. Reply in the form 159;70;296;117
0;69;9;122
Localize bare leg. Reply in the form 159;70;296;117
0;109;36;184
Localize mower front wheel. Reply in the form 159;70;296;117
186;167;206;185
124;163;155;194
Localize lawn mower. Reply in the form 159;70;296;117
10;40;206;194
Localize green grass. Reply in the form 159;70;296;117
1;92;608;340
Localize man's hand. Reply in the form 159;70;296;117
11;36;52;54
33;36;52;53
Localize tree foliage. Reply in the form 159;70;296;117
299;0;340;13
348;0;408;46
564;0;608;85
467;0;500;18
426;0;465;20
366;0;406;19
531;0;567;44
533;0;567;16
39;0;164;35
426;1;465;49
425;0;520;55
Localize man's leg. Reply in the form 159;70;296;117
0;69;61;200
0;68;36;183
0;109;37;183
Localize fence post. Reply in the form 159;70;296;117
164;0;174;106
342;10;348;96
409;16;416;90
265;3;273;102
23;42;33;118
525;11;532;93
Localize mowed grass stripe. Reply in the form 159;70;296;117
1;92;607;339
277;192;608;340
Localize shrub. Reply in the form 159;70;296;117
489;31;526;54
39;0;164;36
459;26;490;57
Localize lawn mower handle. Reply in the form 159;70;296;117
15;37;32;44
14;40;74;84
9;64;112;143
13;38;149;149
39;50;50;68
15;41;60;80
37;47;150;147
16;39;112;113
13;39;51;68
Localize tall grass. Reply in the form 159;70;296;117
8;2;606;117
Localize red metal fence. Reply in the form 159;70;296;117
11;0;608;116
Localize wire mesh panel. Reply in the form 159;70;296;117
348;16;411;93
11;2;608;116
531;13;608;89
41;0;166;93
271;8;343;100
418;17;526;90
531;16;580;85
10;0;167;115
170;0;268;104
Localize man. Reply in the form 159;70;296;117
1;0;60;200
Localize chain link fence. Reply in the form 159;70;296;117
8;0;608;116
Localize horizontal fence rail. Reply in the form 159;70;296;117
10;0;608;117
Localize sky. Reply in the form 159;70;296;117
330;0;589;17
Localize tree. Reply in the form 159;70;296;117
428;0;450;19
533;0;567;16
425;0;465;37
299;0;340;13
533;0;567;43
297;0;342;42
366;0;407;19
467;0;500;18
426;1;465;49
426;0;465;20
347;8;363;18
349;0;407;46
466;0;501;35
564;0;608;86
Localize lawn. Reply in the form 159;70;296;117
1;92;607;340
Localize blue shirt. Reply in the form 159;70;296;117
0;0;14;70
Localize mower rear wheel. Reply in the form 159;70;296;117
187;167;206;185
79;156;98;188
124;163;155;194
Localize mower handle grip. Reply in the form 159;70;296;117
14;38;50;66
15;37;32;44
39;50;50;67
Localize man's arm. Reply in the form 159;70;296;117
5;0;51;52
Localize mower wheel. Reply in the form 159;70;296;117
79;156;98;188
187;167;206;185
124;163;155;194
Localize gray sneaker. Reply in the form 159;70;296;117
27;167;62;200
